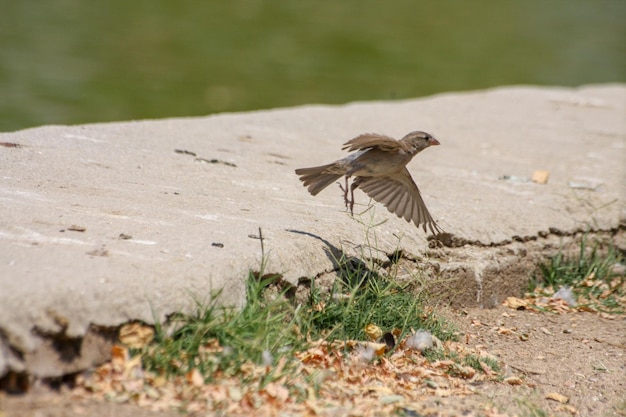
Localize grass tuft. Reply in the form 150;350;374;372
304;271;457;344
142;266;459;382
137;239;469;395
142;274;305;381
529;237;625;313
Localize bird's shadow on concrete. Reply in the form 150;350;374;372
285;229;381;287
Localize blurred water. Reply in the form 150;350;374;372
0;0;624;132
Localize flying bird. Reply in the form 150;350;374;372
295;131;442;234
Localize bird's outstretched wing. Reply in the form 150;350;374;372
354;168;442;235
342;133;402;152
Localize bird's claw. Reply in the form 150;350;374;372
338;177;355;216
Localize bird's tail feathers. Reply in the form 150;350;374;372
295;163;343;196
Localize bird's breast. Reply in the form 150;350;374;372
346;149;411;177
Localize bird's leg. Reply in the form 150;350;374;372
338;176;351;212
344;176;351;211
348;181;359;215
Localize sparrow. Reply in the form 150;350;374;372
295;131;442;234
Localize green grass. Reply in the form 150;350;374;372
140;249;459;384
529;238;625;313
143;274;305;382
305;259;457;343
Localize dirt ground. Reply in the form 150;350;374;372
453;306;625;416
2;306;624;417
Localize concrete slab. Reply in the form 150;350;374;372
1;85;625;378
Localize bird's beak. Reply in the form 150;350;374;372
428;137;440;146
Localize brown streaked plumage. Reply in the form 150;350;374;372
295;131;442;234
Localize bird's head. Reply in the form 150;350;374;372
401;131;440;154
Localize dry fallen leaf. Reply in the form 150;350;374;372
556;404;578;414
497;327;514;335
186;369;204;387
122;355;143;379
228;386;242;401
504;297;528;310
119;322;155;349
264;382;289;402
434;388;452;397
73;332;511;416
531;170;550;184
364;323;383;341
361;341;387;356
545;392;569;403
111;345;128;365
503;376;523;385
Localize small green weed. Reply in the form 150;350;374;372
142;273;305;382
304;271;457;343
140;261;460;387
530;238;625;313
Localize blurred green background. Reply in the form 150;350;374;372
1;0;624;132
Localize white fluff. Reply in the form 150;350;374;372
406;329;433;352
261;350;273;366
552;286;577;306
355;345;376;363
